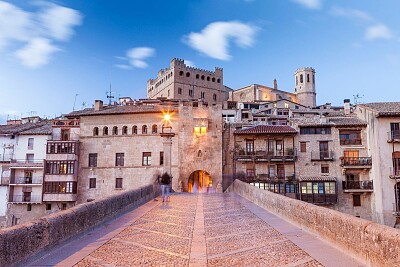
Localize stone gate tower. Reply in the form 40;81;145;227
294;67;316;107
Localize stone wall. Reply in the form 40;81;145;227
227;180;400;267
0;184;155;267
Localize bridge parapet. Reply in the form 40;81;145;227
0;184;156;267
227;180;400;267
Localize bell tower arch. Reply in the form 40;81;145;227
294;67;316;107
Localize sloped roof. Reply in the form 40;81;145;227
234;125;297;135
67;105;177;117
359;102;400;117
0;122;47;135
19;121;52;135
328;117;367;127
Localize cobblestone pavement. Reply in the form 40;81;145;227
74;193;324;267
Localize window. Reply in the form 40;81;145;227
26;153;34;163
186;72;190;77
160;151;164;165
246;169;255;178
122;126;128;135
217;78;221;83
300;142;307;152
168;90;170;97
93;127;99;136
391;123;400;139
319;141;329;159
201;75;205;80
196;74;199;79
103;127;108;136
300;127;331;135
27;204;32;211
207;76;210;81
178;88;182;94
89;153;97;167
115;153;124;167
300;74;303;83
112;126;118;135
179;71;183;76
62;203;67;210
189;89;193;97
246;140;254;154
340;130;361;145
132;125;137;134
28;138;34;149
353;194;361;206
296;76;298;85
324;182;336;194
321;164;329;174
152;124;157;134
213;94;217;101
142;152;151;166
212;77;215;82
44;182;77;193
45;161;75;174
393;152;400;176
46;204;52;211
307;74;310;83
201;92;205;99
116;178;123;189
89;178;96;188
142;125;147;134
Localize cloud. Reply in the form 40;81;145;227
330;7;373;21
116;47;155;69
184;60;196;68
292;0;321;10
184;21;258;61
365;24;394;41
15;38;60;68
126;47;155;68
0;1;82;68
38;4;82;41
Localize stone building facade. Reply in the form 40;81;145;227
147;58;231;105
70;99;223;203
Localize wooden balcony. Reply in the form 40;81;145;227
9;195;42;203
311;151;334;161
300;193;337;205
235;149;297;162
387;131;400;143
340;157;372;168
342;180;373;193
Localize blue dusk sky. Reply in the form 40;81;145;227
1;0;399;122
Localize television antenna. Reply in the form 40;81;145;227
353;93;364;105
73;93;79;111
106;83;115;105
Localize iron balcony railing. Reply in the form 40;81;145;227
235;148;297;160
311;151;334;161
341;157;372;167
388;130;400;142
340;138;362;146
389;167;400;178
10;177;43;184
342;180;373;191
9;195;42;203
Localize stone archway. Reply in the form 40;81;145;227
188;170;212;193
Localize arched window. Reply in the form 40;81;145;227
196;74;199;79
300;74;303;83
122;126;128;135
132;125;137;134
313;74;315;84
296;76;298;86
142;125;148;134
179;71;184;76
217;78;221;83
213;94;217;101
201;75;205;80
103;127;108;136
112;126;118;135
307;74;310;83
186;72;190;77
152;124;157;134
93;127;99;136
212;77;215;82
393;152;400;176
207;76;210;81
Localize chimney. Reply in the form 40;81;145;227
273;79;278;90
344;99;351;115
94;100;103;111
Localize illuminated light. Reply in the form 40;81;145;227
164;114;171;122
194;126;201;133
201;127;207;133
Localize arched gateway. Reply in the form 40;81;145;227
188;170;212;193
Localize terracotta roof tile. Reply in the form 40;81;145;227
328;117;367;127
234;125;297;135
359;102;400;117
67;105;178;117
299;176;337;182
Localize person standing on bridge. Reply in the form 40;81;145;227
159;172;172;202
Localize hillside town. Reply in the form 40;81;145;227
1;58;399;229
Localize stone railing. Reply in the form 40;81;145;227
227;180;400;267
0;184;156;267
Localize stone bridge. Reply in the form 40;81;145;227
1;181;399;267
